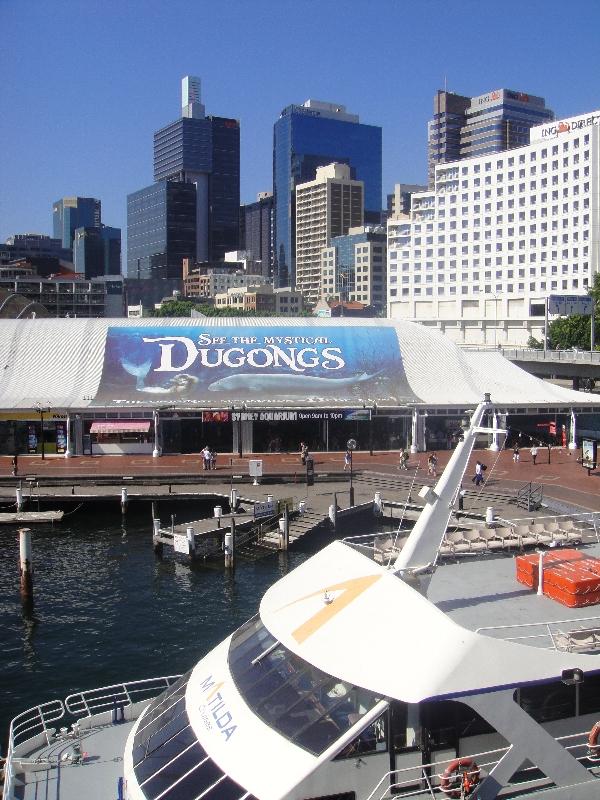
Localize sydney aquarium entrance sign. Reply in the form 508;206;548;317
93;325;418;408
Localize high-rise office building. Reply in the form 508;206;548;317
273;99;382;288
53;197;101;249
427;89;554;187
153;77;240;262
239;192;273;276
73;225;121;278
126;181;197;280
295;163;364;304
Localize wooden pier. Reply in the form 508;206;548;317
0;510;64;524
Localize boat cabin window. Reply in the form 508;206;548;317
228;616;381;756
517;672;600;722
131;671;253;800
420;700;494;748
335;711;387;759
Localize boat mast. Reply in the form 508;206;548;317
394;394;503;577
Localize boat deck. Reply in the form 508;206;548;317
14;720;133;800
429;541;600;648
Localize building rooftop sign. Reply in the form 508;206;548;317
530;110;600;141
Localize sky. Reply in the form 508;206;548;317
2;0;600;248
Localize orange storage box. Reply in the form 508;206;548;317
515;549;583;589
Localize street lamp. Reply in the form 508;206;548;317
347;438;357;506
33;403;51;460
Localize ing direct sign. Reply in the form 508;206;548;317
92;325;417;408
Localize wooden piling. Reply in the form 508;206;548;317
120;487;128;514
152;518;163;557
224;518;235;570
18;527;34;602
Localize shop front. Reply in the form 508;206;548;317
89;419;153;454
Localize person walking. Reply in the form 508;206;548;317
513;444;520;463
11;454;18;477
300;442;309;466
343;449;351;471
427;453;438;477
201;445;211;471
399;450;408;470
210;448;217;470
473;461;484;486
530;444;538;465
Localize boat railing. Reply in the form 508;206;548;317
65;674;181;717
364;726;597;799
500;511;600;543
3;675;181;800
3;699;65;799
476;614;600;651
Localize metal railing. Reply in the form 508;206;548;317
3;675;180;800
476;614;600;649
65;674;180;717
516;481;544;511
460;345;600;364
364;727;597;800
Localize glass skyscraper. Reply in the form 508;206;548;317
52;196;102;249
126;181;196;280
273;100;382;288
152;77;240;262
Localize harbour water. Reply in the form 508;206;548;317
0;501;386;744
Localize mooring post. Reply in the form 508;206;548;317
279;505;289;551
186;526;196;560
121;487;128;515
230;488;238;513
224;519;235;570
16;485;23;512
373;491;383;516
19;527;34;603
152;518;163;556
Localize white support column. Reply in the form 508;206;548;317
410;409;418;454
65;413;72;457
569;409;577;450
489;411;500;452
152;410;161;458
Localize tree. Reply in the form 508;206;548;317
527;335;544;350
547;314;599;350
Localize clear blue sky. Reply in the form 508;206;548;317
2;0;600;246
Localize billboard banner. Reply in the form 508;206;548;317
92;325;418;408
547;294;593;316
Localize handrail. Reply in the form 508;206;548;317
65;674;181;717
364;726;596;799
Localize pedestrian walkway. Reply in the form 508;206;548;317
1;445;598;510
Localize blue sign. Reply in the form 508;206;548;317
93;325;417;407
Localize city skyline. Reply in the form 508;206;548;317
2;0;600;249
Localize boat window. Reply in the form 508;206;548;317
228;617;381;756
517;681;576;723
420;700;494;747
580;672;600;716
335;711;387;759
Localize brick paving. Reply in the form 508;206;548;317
1;445;598;510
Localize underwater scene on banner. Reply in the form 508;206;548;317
92;325;419;407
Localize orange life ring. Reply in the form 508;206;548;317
440;757;481;797
588;721;600;758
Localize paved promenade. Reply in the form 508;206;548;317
1;445;598;511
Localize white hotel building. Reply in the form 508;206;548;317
387;109;600;345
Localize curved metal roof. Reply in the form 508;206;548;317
0;317;595;410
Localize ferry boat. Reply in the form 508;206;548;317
4;395;600;800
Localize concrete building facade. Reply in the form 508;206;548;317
295;163;364;305
321;225;387;309
388;108;600;346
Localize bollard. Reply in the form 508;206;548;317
278;505;289;551
230;488;238;513
19;527;34;602
267;494;274;503
186;526;196;559
152;518;163;557
16;486;23;512
214;506;222;527
224;528;234;570
121;487;128;515
485;506;494;526
373;491;383;516
298;501;306;515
